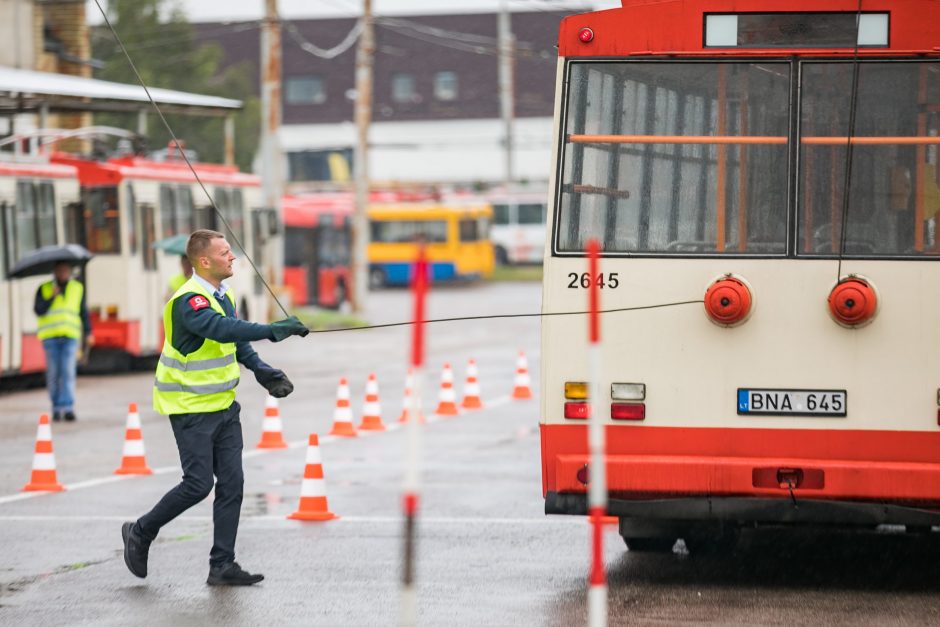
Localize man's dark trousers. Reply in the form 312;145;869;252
135;401;244;567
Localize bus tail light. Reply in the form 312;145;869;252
565;381;589;399
611;403;645;421
564;402;590;420
611;382;645;401
106;304;119;321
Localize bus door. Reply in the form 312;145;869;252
130;186;161;353
0;200;12;373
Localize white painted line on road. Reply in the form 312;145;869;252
0;513;582;526
0;394;519;506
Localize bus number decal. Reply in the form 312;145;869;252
567;272;619;289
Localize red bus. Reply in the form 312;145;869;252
541;0;940;553
282;193;352;309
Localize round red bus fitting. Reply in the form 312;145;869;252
578;27;594;43
704;276;752;326
828;277;877;327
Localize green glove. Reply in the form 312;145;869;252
270;316;309;342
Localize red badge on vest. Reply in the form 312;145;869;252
188;295;210;311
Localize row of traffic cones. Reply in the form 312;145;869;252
20;352;535;522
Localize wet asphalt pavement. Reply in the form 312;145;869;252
2;282;940;626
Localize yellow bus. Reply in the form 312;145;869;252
368;202;494;287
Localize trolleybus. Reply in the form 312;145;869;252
540;0;940;552
0;158;81;377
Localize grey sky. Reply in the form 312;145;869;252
87;0;620;23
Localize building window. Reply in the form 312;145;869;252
434;71;458;101
391;73;417;103
286;76;326;105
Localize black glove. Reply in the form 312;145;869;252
256;368;294;398
270;316;309;342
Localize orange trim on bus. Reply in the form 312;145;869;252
540;424;940;503
568;134;940;145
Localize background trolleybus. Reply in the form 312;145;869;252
540;0;940;553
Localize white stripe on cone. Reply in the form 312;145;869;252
122;440;145;456
32;453;56;470
300;478;327;497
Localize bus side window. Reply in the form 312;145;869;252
14;180;38;260
518;203;544;225
37;182;57;247
127;184;138;255
139;203;157;270
0;201;10;275
64;201;85;248
176;185;194;234
160;184;177;237
493;204;511;225
85;187;121;253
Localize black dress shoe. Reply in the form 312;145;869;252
207;562;264;586
64;411;76;422
52;412;62;422
122;522;150;578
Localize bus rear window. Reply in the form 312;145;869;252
556;61;790;255
371;220;448;243
84;186;121;253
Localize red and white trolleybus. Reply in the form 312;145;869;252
540;0;940;552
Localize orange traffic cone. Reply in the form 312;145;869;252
512;351;533;400
461;359;483;410
435;363;459;416
398;368;425;423
328;378;358;437
22;414;64;492
256;395;288;449
358;373;386;431
114;403;152;475
287;433;338;521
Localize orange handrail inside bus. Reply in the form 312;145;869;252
568;134;940;145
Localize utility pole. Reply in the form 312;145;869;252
498;0;515;193
352;0;375;315
261;0;284;286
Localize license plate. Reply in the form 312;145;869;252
737;388;846;417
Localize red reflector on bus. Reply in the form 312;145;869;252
578;27;594;43
564;402;590;419
611;403;645;421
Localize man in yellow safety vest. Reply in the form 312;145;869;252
33;261;93;422
121;229;309;586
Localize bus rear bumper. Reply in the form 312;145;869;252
551;453;940;503
545;491;940;526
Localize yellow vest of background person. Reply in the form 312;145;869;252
168;272;187;293
153;277;241;415
37;280;84;341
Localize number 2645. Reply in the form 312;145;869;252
567;272;619;289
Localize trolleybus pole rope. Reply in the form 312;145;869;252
92;0;292;319
836;0;864;281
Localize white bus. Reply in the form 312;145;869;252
540;0;940;553
486;190;547;265
0;158;81;377
0;141;278;379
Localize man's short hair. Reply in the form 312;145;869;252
186;229;225;264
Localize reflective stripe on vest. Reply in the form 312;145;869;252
37;280;84;341
152;277;240;415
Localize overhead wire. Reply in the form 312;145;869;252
91;0;292;319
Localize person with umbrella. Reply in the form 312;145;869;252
33;260;93;422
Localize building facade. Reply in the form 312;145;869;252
197;10;570;189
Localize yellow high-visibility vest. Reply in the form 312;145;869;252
168;273;188;293
37;280;84;341
153;277;240;415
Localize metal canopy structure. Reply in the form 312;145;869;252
0;66;242;116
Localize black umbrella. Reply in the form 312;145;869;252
8;244;93;279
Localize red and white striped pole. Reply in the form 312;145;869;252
587;239;607;627
401;244;428;626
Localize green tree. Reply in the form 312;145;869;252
90;0;259;171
